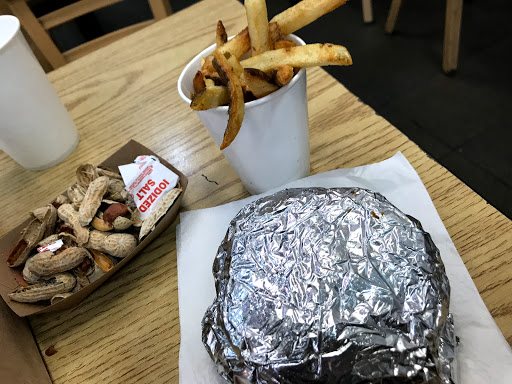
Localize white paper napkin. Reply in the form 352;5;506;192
177;152;512;383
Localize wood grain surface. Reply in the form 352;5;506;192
0;0;510;382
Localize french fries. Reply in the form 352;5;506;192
212;51;245;150
245;0;271;56
240;43;352;72
193;70;206;93
268;22;284;48
273;65;294;86
218;0;349;59
188;0;353;149
242;68;279;98
190;86;230;111
271;0;349;35
216;20;227;48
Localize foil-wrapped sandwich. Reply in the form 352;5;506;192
202;188;456;383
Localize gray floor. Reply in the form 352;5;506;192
34;0;512;218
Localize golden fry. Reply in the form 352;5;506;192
273;65;294;86
245;0;271;56
216;20;228;48
274;40;296;50
193;70;206;93
190;86;230;110
225;52;244;77
243;68;279;98
271;0;349;35
268;22;284;48
240;43;352;72
218;0;348;59
212;51;245;150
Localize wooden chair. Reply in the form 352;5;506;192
385;0;463;73
2;0;172;70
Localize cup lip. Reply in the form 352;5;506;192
177;34;306;111
0;15;20;53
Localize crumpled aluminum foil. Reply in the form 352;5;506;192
202;188;456;383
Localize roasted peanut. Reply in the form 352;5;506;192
139;188;182;239
113;216;132;231
78;176;109;226
26;247;88;276
58;204;89;245
9;273;76;303
76;164;98;188
103;203;129;224
23;258;43;284
87;231;137;258
7;217;46;267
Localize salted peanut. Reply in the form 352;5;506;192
27;247;88;276
6;217;46;267
89;249;114;272
23;260;42;284
97;166;122;180
50;292;73;305
78;176;109;226
113;216;132;231
88;231;137;258
77;164;98;188
67;184;86;209
103;203;129;224
91;217;113;231
76;250;95;276
107;179;129;201
53;194;70;207
9;273;76;303
32;204;57;237
140;188;182;239
58;204;89;245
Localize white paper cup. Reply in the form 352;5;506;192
178;34;310;195
0;16;79;171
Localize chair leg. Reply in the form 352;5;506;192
7;0;66;69
148;0;172;21
362;0;373;23
385;0;403;34
443;0;463;73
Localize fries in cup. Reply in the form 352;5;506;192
188;0;353;149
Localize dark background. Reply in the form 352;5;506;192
31;0;512;218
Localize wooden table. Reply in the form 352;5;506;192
0;0;510;382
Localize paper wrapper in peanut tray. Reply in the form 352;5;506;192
0;140;188;317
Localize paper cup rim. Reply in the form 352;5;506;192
0;15;20;53
177;34;306;111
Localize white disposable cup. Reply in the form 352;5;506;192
0;16;79;171
178;34;310;195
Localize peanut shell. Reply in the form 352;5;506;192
32;204;57;237
88;231;137;258
50;293;73;305
27;247;88;276
67;184;86;209
107;179;129;201
89;249;114;272
91;217;113;231
97;166;123;180
113;216;132;231
8;273;76;303
76;164;98;188
6;217;46;267
139;188;182;239
58;204;89;245
78;176;109;226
